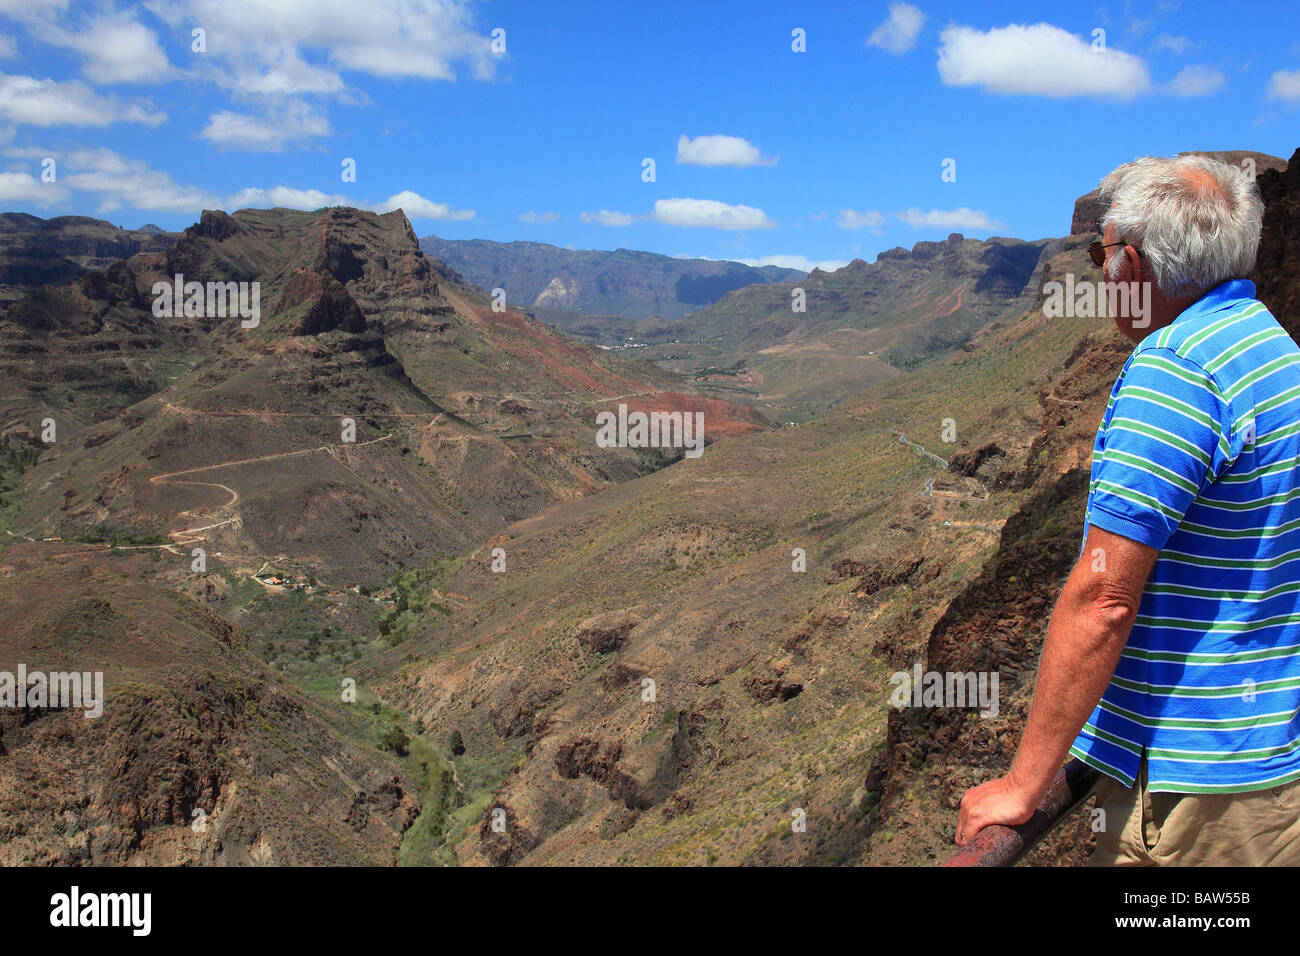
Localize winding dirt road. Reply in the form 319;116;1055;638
149;434;393;543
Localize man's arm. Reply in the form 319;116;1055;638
954;525;1158;846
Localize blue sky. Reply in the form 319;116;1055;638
2;0;1297;272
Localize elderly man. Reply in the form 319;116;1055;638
957;154;1300;865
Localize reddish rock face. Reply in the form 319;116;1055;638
275;267;367;335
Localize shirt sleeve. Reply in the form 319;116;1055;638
1087;348;1237;551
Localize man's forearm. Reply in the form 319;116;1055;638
1005;575;1136;805
956;528;1155;844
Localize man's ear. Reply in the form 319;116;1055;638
1122;243;1143;284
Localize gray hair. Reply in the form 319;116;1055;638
1098;154;1264;300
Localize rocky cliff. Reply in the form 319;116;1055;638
0;213;177;311
1253;147;1300;337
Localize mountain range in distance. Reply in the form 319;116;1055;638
0;213;175;312
419;231;1066;424
418;235;806;328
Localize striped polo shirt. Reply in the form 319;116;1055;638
1069;278;1300;794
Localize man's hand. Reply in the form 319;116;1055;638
955;774;1037;846
952;526;1157;849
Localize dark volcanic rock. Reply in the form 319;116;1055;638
744;673;804;703
315;228;366;284
189;209;240;242
575;609;643;653
82;260;145;310
948;442;1006;478
276;267;367;335
1253;147;1300;338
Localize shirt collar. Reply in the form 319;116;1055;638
1179;278;1257;320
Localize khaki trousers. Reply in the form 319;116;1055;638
1089;756;1300;866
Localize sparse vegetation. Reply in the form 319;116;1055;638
73;524;169;547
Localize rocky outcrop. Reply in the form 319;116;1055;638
276;267;367;335
488;677;563;739
744;671;804;703
81;260;146;311
575;608;644;653
555;713;697;811
189;209;241;242
0;213;176;310
0;558;421;866
948;441;1005;478
1253;147;1300;338
314;228;366;284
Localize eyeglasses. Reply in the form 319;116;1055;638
1088;239;1143;268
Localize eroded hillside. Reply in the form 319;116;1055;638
0;206;764;582
651;233;1057;421
372;232;1120;865
373;150;1296;866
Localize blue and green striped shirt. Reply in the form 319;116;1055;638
1069;279;1300;793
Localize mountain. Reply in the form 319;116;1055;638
0;548;419;865
418;236;806;325
644;233;1056;422
0;213;177;311
0;203;766;864
0;206;764;584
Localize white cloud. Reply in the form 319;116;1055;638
30;10;170;84
580;209;636;226
1152;34;1195;56
937;23;1150;98
837;209;885;231
866;3;925;55
676;134;776;167
519;210;560;223
896;207;1003;231
13;142;474;222
147;0;497;96
0;34;17;58
736;254;849;273
224;186;473;221
226;186;350;211
62;148;219;213
375;190;474;221
0;169;66;204
0;72;166;127
199;101;329;152
1267;68;1300;101
230;46;345;97
1166;65;1224;97
653;198;774;230
1;145;55;158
